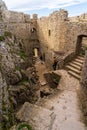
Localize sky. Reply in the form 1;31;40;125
3;0;87;17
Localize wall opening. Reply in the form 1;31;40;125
75;35;87;55
48;30;51;36
31;28;37;33
34;48;38;57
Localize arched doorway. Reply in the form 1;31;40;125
30;27;37;33
34;48;39;57
75;35;87;55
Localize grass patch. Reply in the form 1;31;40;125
19;51;28;59
17;123;32;130
15;66;21;71
18;78;29;86
0;15;2;20
0;35;5;41
4;31;12;38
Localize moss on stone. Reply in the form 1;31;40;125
4;31;12;38
17;123;32;130
18;78;29;86
19;51;28;59
0;35;5;41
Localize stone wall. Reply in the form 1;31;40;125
0;1;87;60
37;9;68;52
81;51;87;88
69;13;87;22
2;10;30;23
78;51;87;125
38;11;87;53
37;10;87;68
0;0;38;54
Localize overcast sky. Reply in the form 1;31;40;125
3;0;87;17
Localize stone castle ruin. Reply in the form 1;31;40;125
0;0;87;129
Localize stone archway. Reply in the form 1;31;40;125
75;35;87;55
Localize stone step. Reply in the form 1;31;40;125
77;56;84;60
74;59;84;64
66;65;81;74
68;63;81;70
71;61;83;67
68;71;81;80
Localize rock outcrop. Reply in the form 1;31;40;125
0;0;7;11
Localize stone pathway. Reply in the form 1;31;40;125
16;60;87;130
35;61;87;130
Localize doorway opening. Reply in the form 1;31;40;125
75;35;87;55
34;48;39;57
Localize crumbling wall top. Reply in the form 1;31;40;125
49;9;68;21
32;14;38;20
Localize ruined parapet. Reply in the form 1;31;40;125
2;11;25;23
50;9;68;21
0;0;30;23
24;14;30;22
69;16;80;22
69;13;87;22
32;14;38;20
80;13;87;20
58;9;68;21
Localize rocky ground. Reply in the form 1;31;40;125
15;61;87;130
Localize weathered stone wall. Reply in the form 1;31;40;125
69;13;87;22
2;10;31;23
37;9;87;68
81;51;87;88
0;1;38;54
78;51;87;125
38;11;87;53
82;37;87;46
37;9;68;52
4;22;31;53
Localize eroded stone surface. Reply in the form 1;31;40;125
15;63;86;130
16;102;55;130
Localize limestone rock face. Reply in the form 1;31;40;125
16;102;55;130
0;41;22;85
0;0;7;11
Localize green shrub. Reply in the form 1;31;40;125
4;31;12;38
15;66;21;71
0;15;2;21
19;51;28;59
17;123;32;130
18;78;29;85
0;35;5;41
85;46;87;50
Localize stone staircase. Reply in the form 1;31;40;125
65;55;84;80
